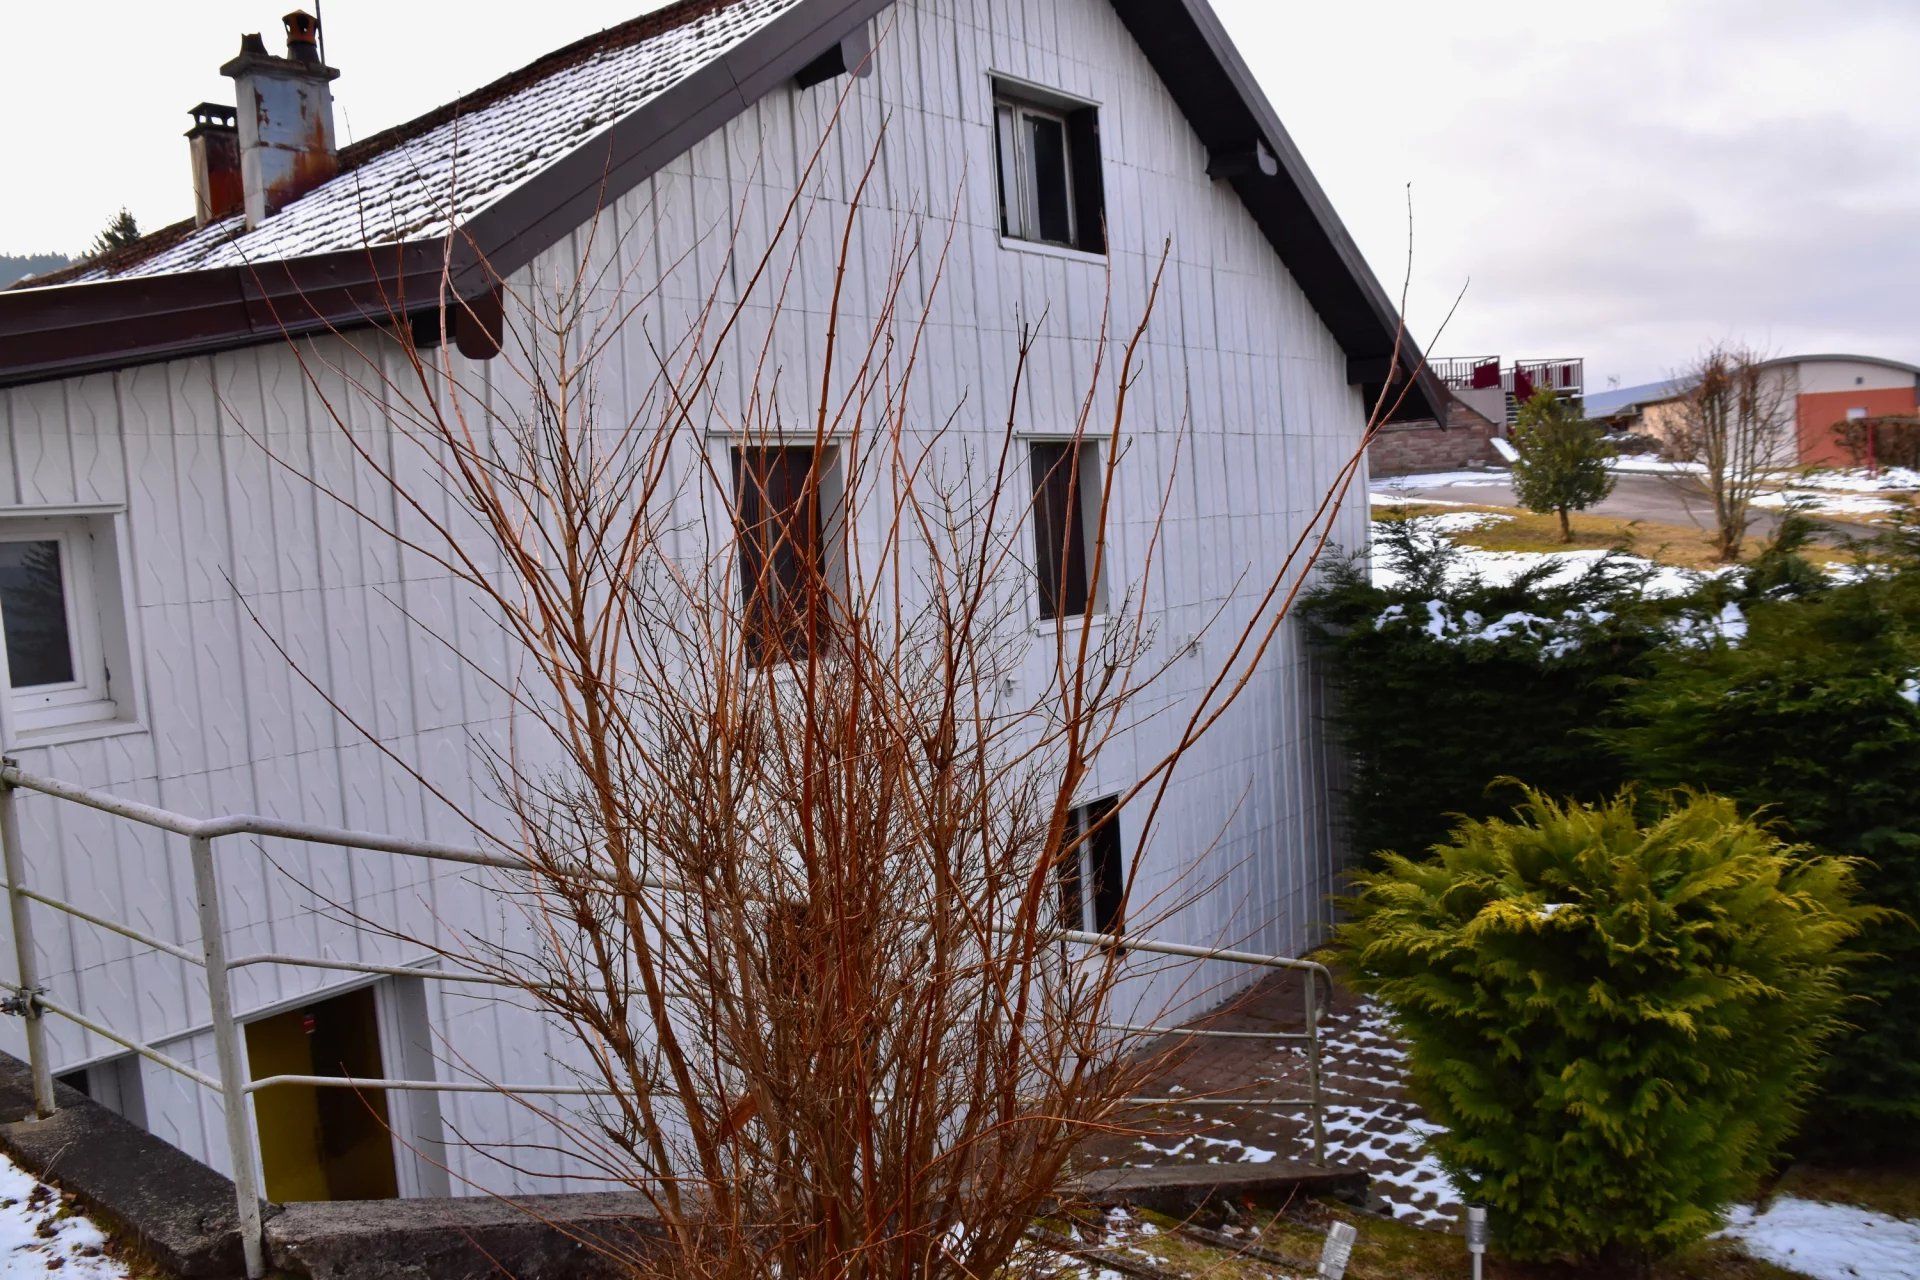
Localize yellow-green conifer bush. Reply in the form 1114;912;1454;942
1338;791;1867;1271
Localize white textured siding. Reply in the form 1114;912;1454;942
0;0;1373;1195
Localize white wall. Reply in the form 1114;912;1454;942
1791;357;1919;395
0;0;1373;1195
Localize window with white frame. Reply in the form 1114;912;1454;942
0;513;133;737
993;83;1106;254
1028;439;1103;622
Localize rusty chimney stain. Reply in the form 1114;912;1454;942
220;10;340;229
186;103;243;228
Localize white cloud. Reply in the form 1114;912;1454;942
4;1;1914;388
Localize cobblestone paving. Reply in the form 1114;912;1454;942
1079;972;1463;1229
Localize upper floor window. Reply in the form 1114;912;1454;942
993;83;1106;255
0;512;133;738
1028;439;1101;622
732;445;841;667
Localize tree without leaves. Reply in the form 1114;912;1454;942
1509;387;1615;542
87;209;140;259
1666;345;1797;562
237;88;1429;1279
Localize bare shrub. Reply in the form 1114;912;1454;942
1666;346;1797;561
258;99;1421;1279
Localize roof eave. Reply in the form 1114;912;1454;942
1;0;1441;422
1105;0;1443;422
0;242;457;387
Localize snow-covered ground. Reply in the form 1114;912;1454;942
1371;469;1515;489
1720;1198;1920;1280
0;1154;127;1278
1316;1001;1461;1229
1367;524;1719;597
1754;489;1908;517
1790;467;1920;493
1607;455;1705;476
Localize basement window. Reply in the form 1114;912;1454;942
0;513;133;739
993;83;1106;254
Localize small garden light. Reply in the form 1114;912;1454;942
1466;1204;1488;1279
1317;1220;1357;1279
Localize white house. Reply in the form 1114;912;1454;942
0;0;1439;1204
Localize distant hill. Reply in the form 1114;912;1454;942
0;253;73;288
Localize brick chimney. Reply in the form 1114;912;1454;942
186;104;243;227
220;11;340;228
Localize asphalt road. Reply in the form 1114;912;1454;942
1371;469;1805;541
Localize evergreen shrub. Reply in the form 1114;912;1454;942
1338;790;1867;1268
1607;566;1920;1155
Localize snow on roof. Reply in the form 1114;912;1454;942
64;0;803;283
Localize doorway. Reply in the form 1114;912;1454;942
245;985;400;1202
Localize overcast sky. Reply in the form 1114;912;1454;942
3;1;1915;387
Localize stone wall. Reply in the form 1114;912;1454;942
1369;398;1503;476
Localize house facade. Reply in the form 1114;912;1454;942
0;0;1436;1201
1587;354;1920;466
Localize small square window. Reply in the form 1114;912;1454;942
1056;797;1124;936
1029;440;1102;622
0;513;133;738
993;85;1106;254
732;446;844;667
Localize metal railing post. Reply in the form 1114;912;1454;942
0;775;56;1118
189;834;267;1280
1305;967;1324;1165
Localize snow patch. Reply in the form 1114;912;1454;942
1719;1197;1920;1280
1370;470;1514;490
1790;467;1920;494
0;1154;128;1278
1754;490;1905;517
1606;456;1707;475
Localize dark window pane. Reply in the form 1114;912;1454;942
1085;798;1124;935
1057;798;1123;935
1056;840;1083;932
1066;107;1106;254
1029;442;1091;621
1026;114;1073;245
0;540;75;688
733;448;827;666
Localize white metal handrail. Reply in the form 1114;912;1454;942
0;760;1331;1279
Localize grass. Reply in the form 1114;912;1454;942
1043;1197;1817;1279
1772;1157;1920;1222
1374;501;1853;571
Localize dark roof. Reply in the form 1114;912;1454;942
0;0;1441;420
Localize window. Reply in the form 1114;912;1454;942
1057;797;1124;935
1029;440;1100;621
0;513;132;738
733;446;840;666
993;85;1105;254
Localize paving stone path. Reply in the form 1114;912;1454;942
1078;972;1464;1229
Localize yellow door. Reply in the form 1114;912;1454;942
245;986;399;1202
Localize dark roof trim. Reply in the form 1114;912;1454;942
0;0;888;388
2;0;1440;422
1107;0;1441;421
